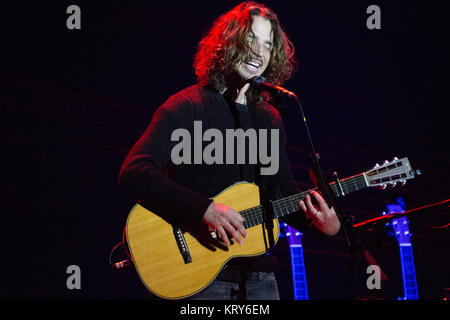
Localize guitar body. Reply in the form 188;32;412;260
126;182;279;300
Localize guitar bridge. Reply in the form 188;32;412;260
173;227;192;264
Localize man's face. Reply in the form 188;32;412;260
235;15;273;81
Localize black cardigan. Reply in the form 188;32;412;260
118;85;323;271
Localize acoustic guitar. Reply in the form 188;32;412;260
125;157;419;299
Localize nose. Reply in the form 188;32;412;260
256;43;265;57
250;40;264;58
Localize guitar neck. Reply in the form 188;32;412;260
241;172;367;229
290;245;309;300
286;224;309;300
398;244;419;299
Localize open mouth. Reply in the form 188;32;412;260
243;59;262;73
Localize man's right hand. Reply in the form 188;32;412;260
203;202;247;247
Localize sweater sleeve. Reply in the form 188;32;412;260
118;95;213;227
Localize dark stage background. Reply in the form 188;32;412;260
2;1;449;300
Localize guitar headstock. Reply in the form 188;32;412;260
385;203;411;244
281;223;303;246
364;157;420;189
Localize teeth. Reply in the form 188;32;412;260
246;60;261;68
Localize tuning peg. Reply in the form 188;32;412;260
391;182;397;187
400;180;407;186
374;163;380;168
393;156;399;161
383;160;389;165
380;184;387;190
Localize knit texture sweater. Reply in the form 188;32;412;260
118;85;320;272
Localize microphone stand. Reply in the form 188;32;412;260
277;90;369;299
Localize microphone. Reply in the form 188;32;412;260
250;76;296;97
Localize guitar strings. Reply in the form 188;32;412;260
184;174;367;245
239;174;367;229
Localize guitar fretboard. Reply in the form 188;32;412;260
241;173;367;229
290;243;309;300
399;244;419;299
387;203;419;300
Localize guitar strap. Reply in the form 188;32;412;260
247;101;278;248
220;97;276;295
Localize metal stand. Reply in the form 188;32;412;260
279;92;378;299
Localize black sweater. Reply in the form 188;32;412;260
118;85;321;271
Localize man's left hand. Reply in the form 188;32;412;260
299;190;341;236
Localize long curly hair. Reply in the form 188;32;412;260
194;2;297;105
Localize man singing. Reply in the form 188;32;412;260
118;2;340;300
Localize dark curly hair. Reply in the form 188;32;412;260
194;2;297;105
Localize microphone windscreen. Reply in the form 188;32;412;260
251;76;267;87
